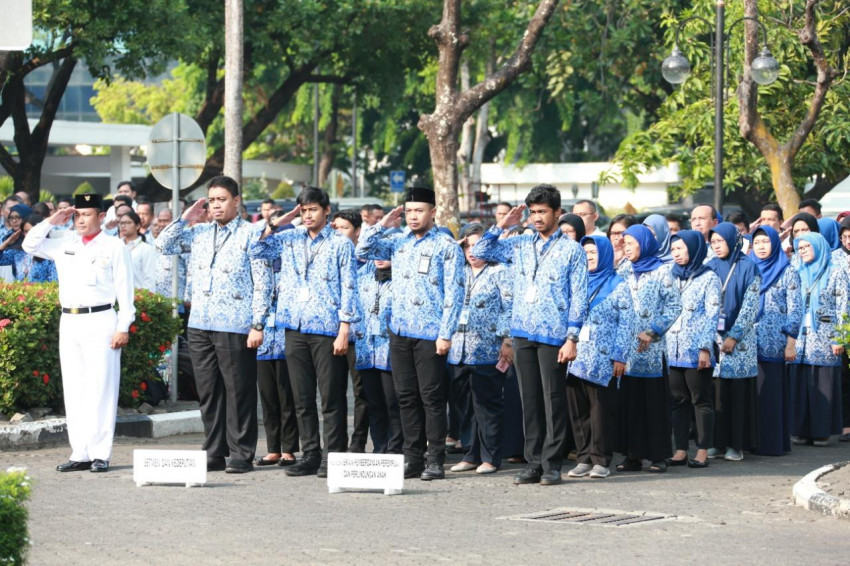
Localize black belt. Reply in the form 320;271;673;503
62;304;113;315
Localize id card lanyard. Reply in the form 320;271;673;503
525;232;559;303
459;265;488;327
717;262;737;332
297;232;328;301
205;219;238;293
802;267;827;332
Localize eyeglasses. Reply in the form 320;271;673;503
797;242;813;252
609;230;625;238
8;215;21;221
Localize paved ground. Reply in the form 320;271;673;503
3;433;850;565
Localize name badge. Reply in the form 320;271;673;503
458;309;469;326
717;315;725;332
524;284;538;304
418;253;431;274
265;310;276;329
369;318;382;336
297;287;311;302
804;312;813;329
202;274;213;294
578;325;590;342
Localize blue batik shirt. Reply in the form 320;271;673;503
620;263;681;378
569;281;634;386
666;271;722;369
448;263;513;366
471;226;587;347
354;261;392;371
791;267;849;367
153;237;190;314
757;266;803;363
0;248;57;282
714;276;761;378
156;217;271;334
257;258;285;361
356;225;465;341
249;222;358;337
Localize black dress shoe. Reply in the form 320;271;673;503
207;457;227;472
420;462;445;481
404;461;425;479
225;459;253;474
540;470;562;486
687;458;709;469
56;460;92;472
317;462;328;478
667;456;688;467
90;459;109;473
276;457;296;467
513;467;542;485
284;452;321;477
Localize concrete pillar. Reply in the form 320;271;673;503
109;146;132;194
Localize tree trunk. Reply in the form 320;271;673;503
224;0;244;187
470;100;489;196
318;84;343;187
765;147;799;220
429;132;461;233
457;60;474;203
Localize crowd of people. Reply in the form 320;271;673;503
3;178;850;484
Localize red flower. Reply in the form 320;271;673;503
43;374;49;385
140;381;148;391
16;294;25;302
0;318;11;329
32;370;39;377
131;390;140;399
129;325;138;333
140;312;151;322
158;344;167;353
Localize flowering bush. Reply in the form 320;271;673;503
0;468;31;566
0;283;183;414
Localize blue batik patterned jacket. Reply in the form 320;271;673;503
666;271;722;369
448;263;513;366
620;263;681;378
249;222;358;338
569;281;635;386
153;238;190;313
0;249;58;282
757;267;803;363
157;217;271;334
471;226;587;347
356;225;465;342
831;249;850;280
354;261;392;371
714;277;761;378
790;268;849;367
256;259;285;361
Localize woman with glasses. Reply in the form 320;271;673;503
607;213;637;271
0;210;58;282
751;226;803;456
118;210;156;292
707;223;761;461
787;212;819;266
789;232;848;446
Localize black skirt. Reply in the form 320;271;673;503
789;364;843;439
754;361;790;456
616;375;672;462
714;377;759;452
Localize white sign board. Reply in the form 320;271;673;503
327;452;404;496
133;449;207;488
0;0;33;50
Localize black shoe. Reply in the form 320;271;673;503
225;459;253;474
89;459;109;473
404;461;425;479
348;444;366;454
57;460;92;472
317;462;328;478
513;467;542;485
540;469;562;486
207;457;227;472
687;458;709;469
667;456;688;467
276;457;296;467
420;462;445;481
284;452;321;477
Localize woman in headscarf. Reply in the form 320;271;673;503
818;217;850;280
565;236;634;479
607;213;638;270
665;230;721;468
615;225;681;473
557;213;586;241
0;211;58;282
642;214;673;265
840;219;850;443
751;226;803;456
789;232;848;446
788;212;820;266
707;222;762;461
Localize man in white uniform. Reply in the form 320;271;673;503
23;193;135;473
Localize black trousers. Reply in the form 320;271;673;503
346;346;370;451
257;359;299;454
187;329;258;463
389;331;448;465
448;365;473;447
669;366;715;451
360;368;404;454
284;330;349;457
513;337;568;472
449;363;506;467
566;376;617;467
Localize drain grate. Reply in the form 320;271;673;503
505;507;686;528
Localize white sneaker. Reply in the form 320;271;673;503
589;465;610;479
724;448;743;461
450;462;477;472
567;463;593;477
707;448;723;459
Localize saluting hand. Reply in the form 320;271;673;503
49;207;75;226
182;198;206;223
0;230;21;250
497;205;525;230
380;206;404;229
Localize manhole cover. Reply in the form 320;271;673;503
503;507;695;528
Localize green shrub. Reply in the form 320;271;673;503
0;283;183;414
0;468;31;566
72;182;94;196
0;177;13;199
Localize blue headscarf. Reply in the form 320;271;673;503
623;224;664;274
752;226;790;318
707;222;760;333
642;214;673;264
794;232;832;331
817;218;841;251
581;235;622;311
670;230;709;280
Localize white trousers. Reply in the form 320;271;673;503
59;309;121;462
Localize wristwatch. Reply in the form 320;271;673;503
251;323;264;331
566;333;579;343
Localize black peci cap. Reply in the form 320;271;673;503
74;193;104;211
404;187;436;205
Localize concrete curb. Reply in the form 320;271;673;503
792;460;850;519
0;410;203;451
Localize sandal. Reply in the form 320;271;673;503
648;460;667;473
615;458;642;472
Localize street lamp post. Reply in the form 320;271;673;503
661;0;779;215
